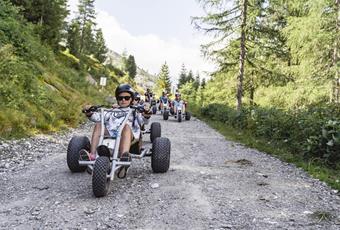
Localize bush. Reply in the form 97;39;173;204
198;103;340;167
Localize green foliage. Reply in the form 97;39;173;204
198;102;340;167
156;62;171;93
0;0;110;139
93;28;108;63
306;120;340;166
125;55;137;79
9;0;68;51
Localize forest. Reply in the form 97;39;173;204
175;0;339;187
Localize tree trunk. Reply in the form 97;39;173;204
236;0;248;112
250;73;255;106
334;0;340;103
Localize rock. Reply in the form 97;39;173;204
303;211;313;215
84;208;95;215
4;163;10;169
151;183;159;189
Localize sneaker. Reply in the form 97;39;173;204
79;149;95;161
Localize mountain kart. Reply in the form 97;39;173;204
66;105;171;197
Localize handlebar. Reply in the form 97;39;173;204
82;105;105;113
83;105;148;114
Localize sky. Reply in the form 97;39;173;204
67;0;216;83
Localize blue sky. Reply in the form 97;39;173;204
68;0;216;81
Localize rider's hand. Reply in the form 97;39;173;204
144;103;151;112
82;105;93;117
112;104;119;109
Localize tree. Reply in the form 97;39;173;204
125;55;137;79
283;0;340;102
178;63;187;88
10;0;68;51
201;78;206;89
93;28;108;62
66;20;81;56
157;62;171;93
187;70;194;83
76;0;96;54
193;72;200;90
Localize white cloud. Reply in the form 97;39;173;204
67;0;216;83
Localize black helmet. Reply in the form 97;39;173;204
134;92;141;100
115;84;135;99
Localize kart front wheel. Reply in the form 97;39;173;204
92;156;111;197
152;106;157;114
151;137;171;173
177;112;182;122
150;122;161;142
163;110;169;120
67;136;90;172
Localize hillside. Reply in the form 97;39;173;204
106;50;156;90
0;1;119;139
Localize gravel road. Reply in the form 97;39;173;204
0;114;339;230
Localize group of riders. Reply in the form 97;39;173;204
144;88;185;116
81;84;185;170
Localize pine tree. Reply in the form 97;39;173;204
157;62;171;93
77;0;96;55
125;55;137;79
201;78;206;89
193;72;200;90
283;0;340;102
93;28;107;62
187;70;194;82
66;20;81;56
10;0;68;51
177;63;187;88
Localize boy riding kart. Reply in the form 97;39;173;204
81;84;151;175
67;84;171;197
171;92;191;122
159;91;170;113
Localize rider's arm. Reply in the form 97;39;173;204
88;112;101;123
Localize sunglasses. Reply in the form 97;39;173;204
117;96;132;101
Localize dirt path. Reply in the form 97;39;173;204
0;114;339;229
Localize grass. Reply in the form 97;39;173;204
191;110;340;191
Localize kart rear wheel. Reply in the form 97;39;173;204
92;156;111;197
185;112;191;121
67;136;90;172
151;137;171;173
150;122;161;142
163;110;169;120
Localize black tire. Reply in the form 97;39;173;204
92;156;111;197
152;106;157;114
178;112;182;122
185;112;191;121
151;137;171;173
67;136;90;172
163;110;169;120
150;122;161;142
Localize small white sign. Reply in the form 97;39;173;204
100;77;107;86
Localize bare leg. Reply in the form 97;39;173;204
119;124;133;155
90;123;101;154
